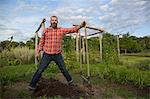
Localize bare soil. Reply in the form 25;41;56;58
33;78;93;98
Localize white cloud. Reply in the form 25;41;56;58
100;4;109;12
98;0;150;34
0;0;150;41
111;0;119;4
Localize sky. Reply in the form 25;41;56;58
0;0;150;42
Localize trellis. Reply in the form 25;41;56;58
75;24;104;84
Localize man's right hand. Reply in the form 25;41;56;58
35;50;40;59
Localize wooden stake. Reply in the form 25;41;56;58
73;24;104;32
35;32;38;65
79;33;83;75
82;37;86;64
41;22;45;58
117;35;120;59
84;25;90;78
76;32;79;62
99;33;103;62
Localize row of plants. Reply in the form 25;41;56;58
75;63;150;88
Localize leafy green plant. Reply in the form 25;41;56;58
0;50;15;67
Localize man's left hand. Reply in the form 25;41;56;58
80;21;86;28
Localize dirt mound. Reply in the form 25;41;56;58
33;78;92;98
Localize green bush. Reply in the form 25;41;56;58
0;49;15;67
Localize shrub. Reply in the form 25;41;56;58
0;49;15;67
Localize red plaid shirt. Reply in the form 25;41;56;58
38;26;78;54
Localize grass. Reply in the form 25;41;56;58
0;64;34;86
0;54;150;98
120;55;150;65
17;89;31;98
113;88;134;98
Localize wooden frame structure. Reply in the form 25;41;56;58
76;24;104;84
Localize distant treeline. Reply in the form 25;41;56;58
0;32;150;53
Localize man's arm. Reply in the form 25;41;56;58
62;21;86;34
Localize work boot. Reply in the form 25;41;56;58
28;85;36;91
68;80;77;86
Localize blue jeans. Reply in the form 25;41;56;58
29;52;73;88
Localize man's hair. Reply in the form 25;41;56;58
51;16;58;20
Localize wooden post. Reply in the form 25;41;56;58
79;34;83;75
82;37;86;63
117;35;120;59
76;32;79;62
35;32;38;65
41;22;45;58
84;25;90;79
99;33;103;62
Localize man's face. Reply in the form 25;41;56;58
50;17;58;28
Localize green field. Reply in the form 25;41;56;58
120;54;150;65
0;54;149;98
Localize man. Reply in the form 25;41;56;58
28;16;86;90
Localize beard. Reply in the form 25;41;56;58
51;23;57;28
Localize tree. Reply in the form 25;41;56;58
19;41;25;47
26;40;34;49
120;33;142;53
10;41;19;48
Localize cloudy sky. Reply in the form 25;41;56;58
0;0;149;42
